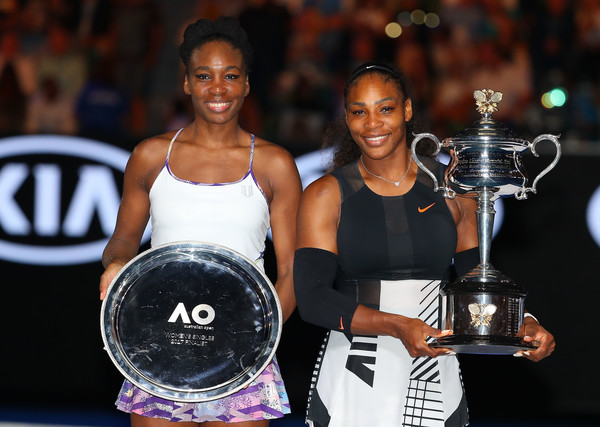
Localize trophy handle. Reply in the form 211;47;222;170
411;132;456;199
515;134;561;200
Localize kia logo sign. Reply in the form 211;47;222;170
0;136;509;266
0;135;150;265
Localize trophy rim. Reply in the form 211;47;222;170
442;134;530;147
430;335;537;355
100;240;282;402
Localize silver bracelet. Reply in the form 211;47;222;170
524;312;538;323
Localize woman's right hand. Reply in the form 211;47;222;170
352;305;454;358
99;261;126;301
391;315;454;358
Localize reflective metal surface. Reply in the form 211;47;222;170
434;280;534;355
101;241;282;401
411;90;560;354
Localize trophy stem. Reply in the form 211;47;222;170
474;188;495;275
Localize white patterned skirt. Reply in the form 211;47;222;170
306;279;469;427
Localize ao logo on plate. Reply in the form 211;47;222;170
168;302;216;325
0;135;150;265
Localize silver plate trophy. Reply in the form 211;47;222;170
411;89;561;355
100;241;282;401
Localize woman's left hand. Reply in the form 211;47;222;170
514;316;556;362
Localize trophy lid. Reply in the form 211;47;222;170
447;89;528;144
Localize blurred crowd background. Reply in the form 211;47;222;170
1;0;599;155
1;2;599;425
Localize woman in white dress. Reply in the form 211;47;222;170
99;16;301;427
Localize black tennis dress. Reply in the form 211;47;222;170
305;157;469;427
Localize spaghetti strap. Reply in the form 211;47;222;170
163;130;256;185
248;134;255;171
166;128;184;164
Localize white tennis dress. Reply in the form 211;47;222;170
115;129;291;423
149;129;270;270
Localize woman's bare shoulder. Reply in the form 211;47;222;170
132;133;174;159
128;132;182;169
297;173;340;249
252;137;300;178
253;136;294;160
125;132;178;186
303;173;340;202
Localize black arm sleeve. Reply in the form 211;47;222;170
453;246;480;278
293;247;359;332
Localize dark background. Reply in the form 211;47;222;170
1;0;600;425
1;152;599;426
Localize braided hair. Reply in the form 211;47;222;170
178;16;253;74
324;62;432;169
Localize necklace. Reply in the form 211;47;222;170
360;155;413;187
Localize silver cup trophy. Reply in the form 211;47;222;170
411;89;561;355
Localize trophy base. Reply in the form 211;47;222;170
430;335;537;355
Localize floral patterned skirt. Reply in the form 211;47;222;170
115;357;290;423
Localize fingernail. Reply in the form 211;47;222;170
446;350;456;355
442;329;453;334
523;351;531;356
513;352;523;357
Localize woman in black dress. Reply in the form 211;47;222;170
293;62;555;427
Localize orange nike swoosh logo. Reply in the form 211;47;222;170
339;317;344;331
418;203;436;213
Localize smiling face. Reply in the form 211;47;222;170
344;73;413;160
183;40;250;125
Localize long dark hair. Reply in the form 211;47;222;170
324;62;432;169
